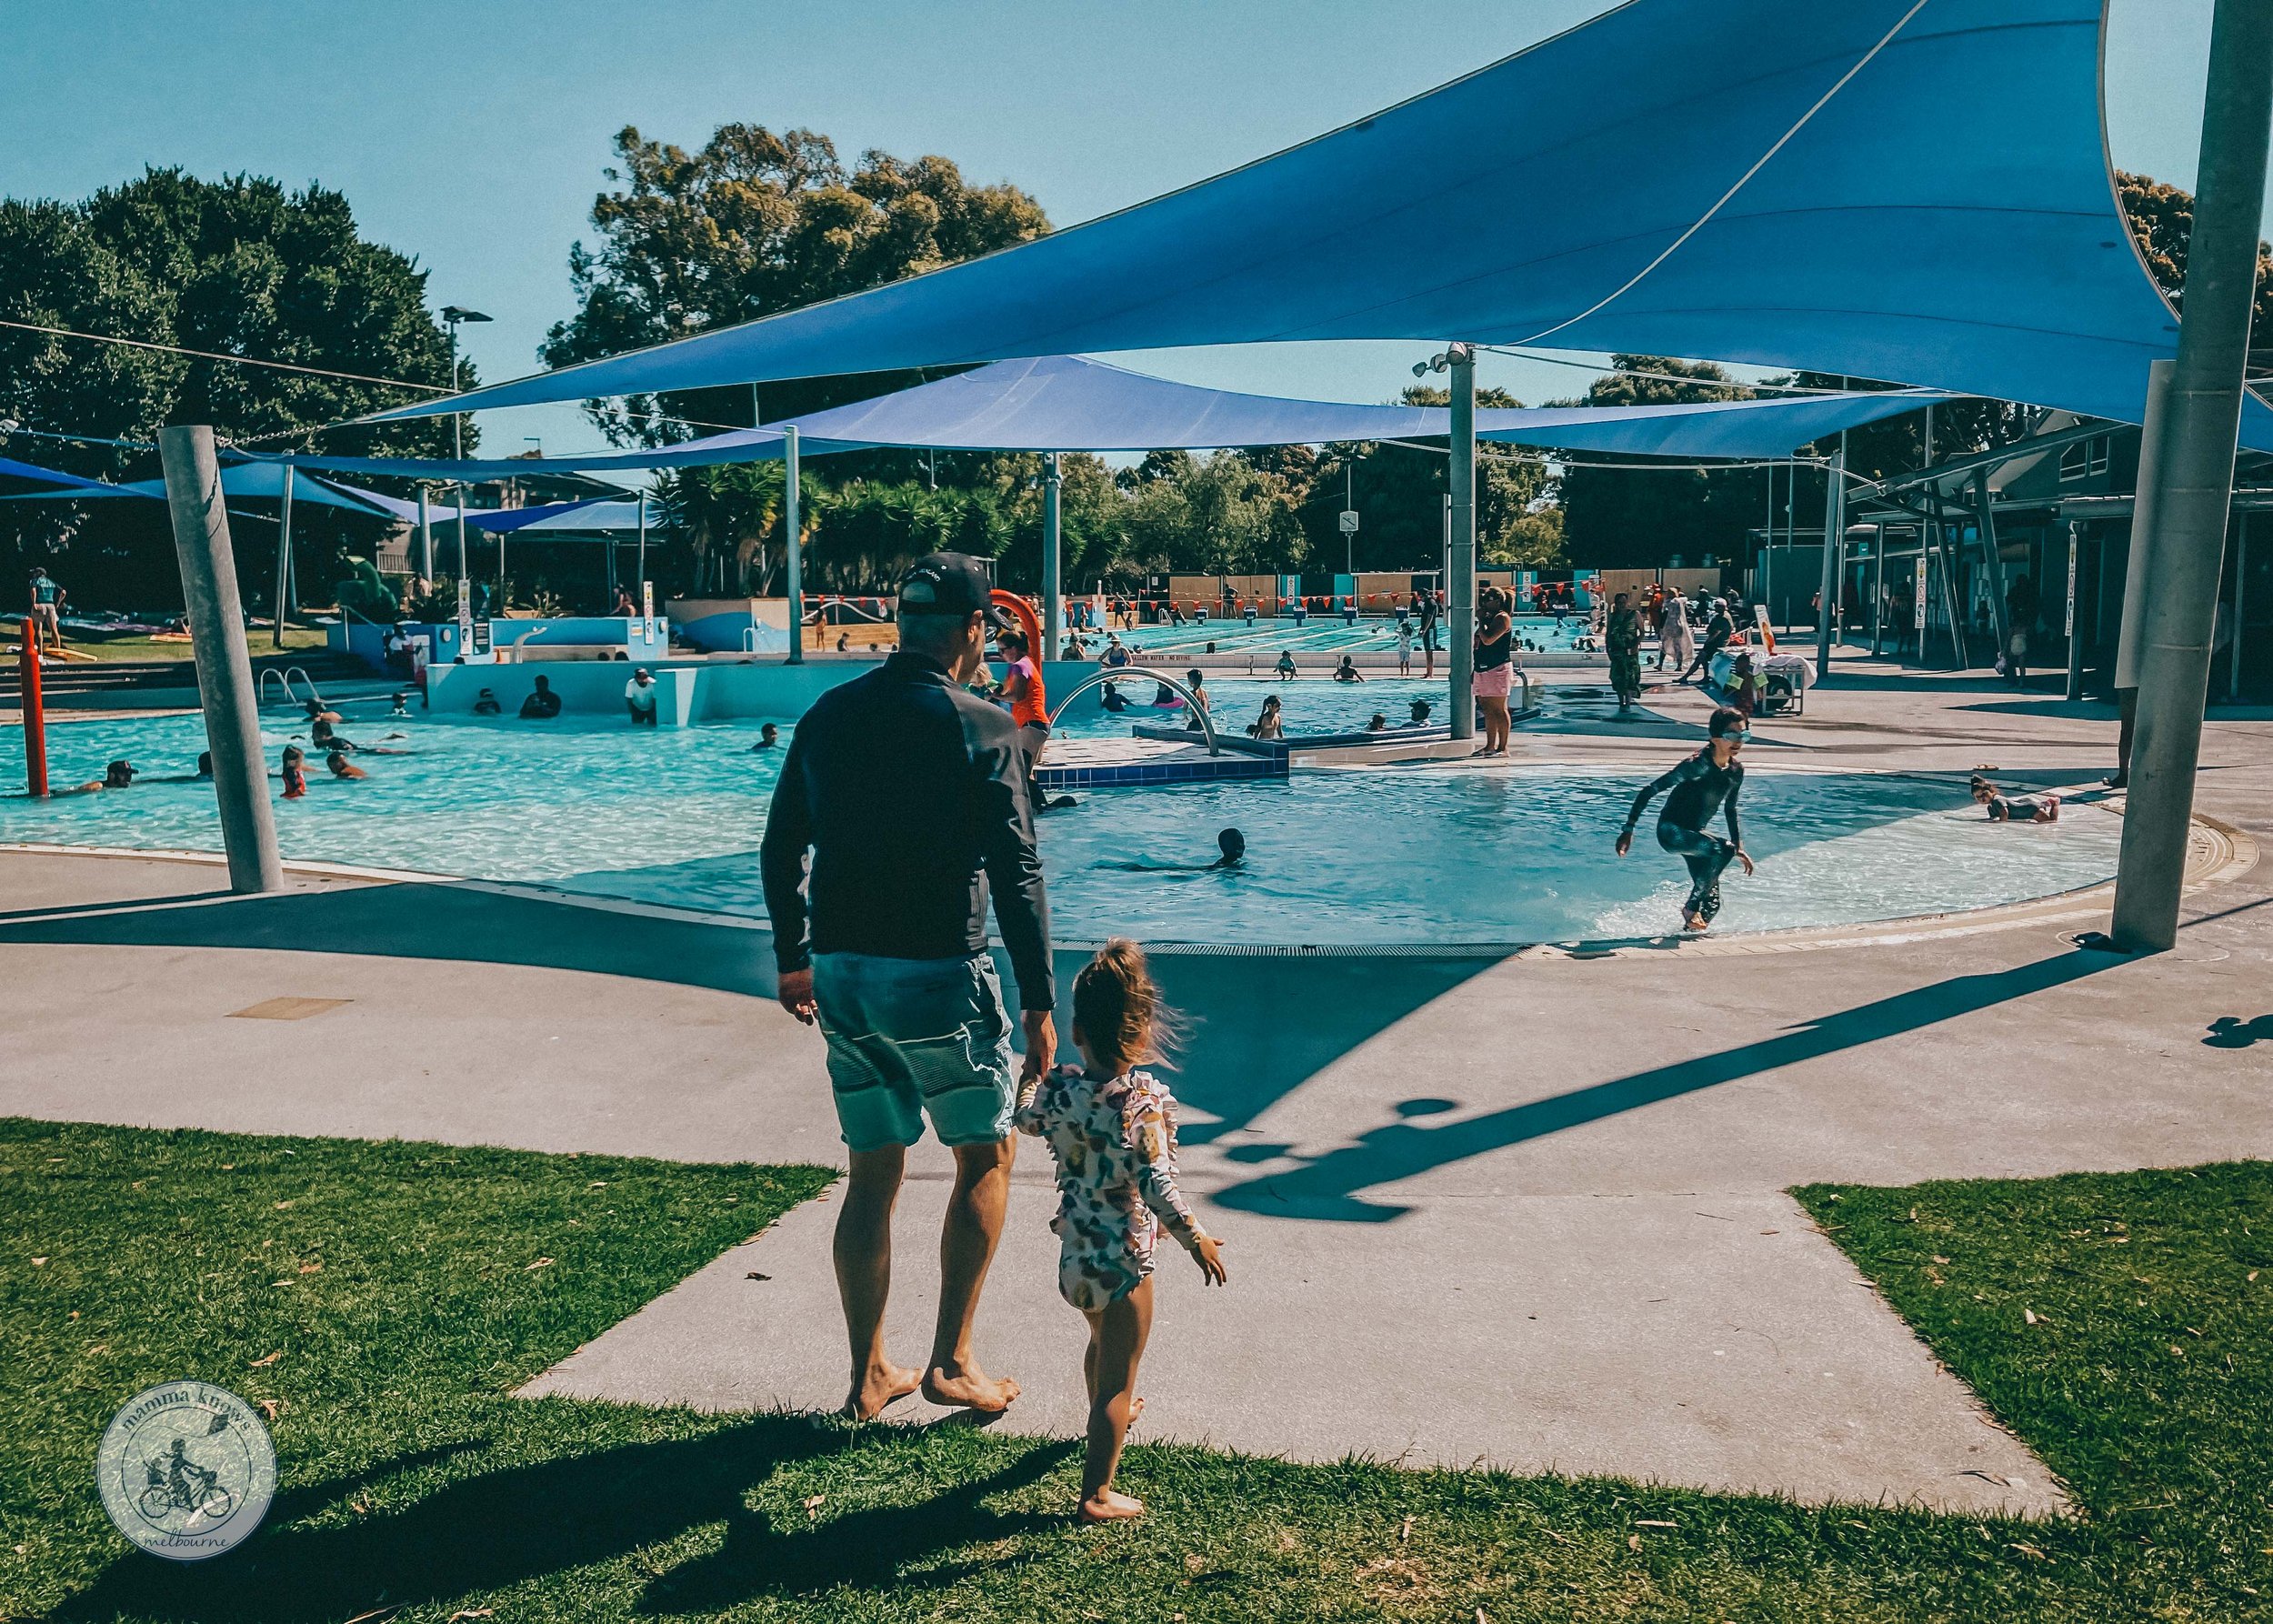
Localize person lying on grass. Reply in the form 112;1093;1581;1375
1015;939;1227;1522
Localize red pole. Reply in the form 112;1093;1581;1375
20;617;47;797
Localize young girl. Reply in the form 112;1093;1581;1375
280;745;307;800
1016;940;1227;1522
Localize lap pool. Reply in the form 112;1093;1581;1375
0;707;2121;946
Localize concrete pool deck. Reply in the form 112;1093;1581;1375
2;657;2269;1517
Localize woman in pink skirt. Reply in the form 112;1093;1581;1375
1473;584;1517;756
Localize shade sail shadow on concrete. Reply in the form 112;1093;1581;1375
0;879;781;997
0;871;1510;1144
1212;947;2118;1222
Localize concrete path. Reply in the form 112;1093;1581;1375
5;663;2270;1517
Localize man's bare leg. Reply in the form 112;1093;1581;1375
923;1136;1021;1411
835;1144;921;1419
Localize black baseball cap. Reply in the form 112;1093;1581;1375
899;552;1005;627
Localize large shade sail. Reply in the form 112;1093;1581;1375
378;0;2268;451
761;354;1946;456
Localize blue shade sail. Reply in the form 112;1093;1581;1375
373;2;2261;447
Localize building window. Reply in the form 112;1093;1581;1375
2058;435;2110;482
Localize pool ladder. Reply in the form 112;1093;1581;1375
257;666;323;711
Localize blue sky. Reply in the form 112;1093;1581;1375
0;0;2248;460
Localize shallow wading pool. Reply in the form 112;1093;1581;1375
0;707;2121;947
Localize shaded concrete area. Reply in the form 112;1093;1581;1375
3;663;2269;1514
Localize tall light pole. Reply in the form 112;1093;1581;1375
441;305;491;619
2109;0;2273;953
1416;344;1477;739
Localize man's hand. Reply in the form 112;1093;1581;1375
1019;1010;1056;1084
776;967;817;1026
1736;848;1756;877
1615;828;1633;857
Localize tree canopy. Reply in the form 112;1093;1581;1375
542;124;1049;446
0;167;466;604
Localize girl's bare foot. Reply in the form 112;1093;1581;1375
1126;1396;1145;1433
1079;1488;1147;1522
842;1361;922;1420
922;1360;1021;1413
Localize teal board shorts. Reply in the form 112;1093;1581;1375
811;951;1016;1152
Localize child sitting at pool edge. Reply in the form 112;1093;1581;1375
1015;939;1228;1522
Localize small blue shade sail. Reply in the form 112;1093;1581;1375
0;456;130;492
245;427;843;480
1475;388;1949;457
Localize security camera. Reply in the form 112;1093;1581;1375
1411;362;1430;379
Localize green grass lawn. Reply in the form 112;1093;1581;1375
4;1118;2269;1623
32;627;334;666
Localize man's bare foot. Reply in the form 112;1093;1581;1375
1126;1396;1145;1433
1683;911;1709;933
922;1360;1020;1413
841;1361;922;1420
1079;1488;1147;1522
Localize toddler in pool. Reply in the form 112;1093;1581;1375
1016;939;1227;1521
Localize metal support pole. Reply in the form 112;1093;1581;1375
271;465;295;648
2233;512;2251;701
1762;463;1776;628
636;493;648;587
1042;452;1063;657
2117;359;2178;696
784;426;804;665
1815;449;1844;672
1871;525;1887;657
1926;489;1955;667
2065;522;2085;701
2112;0;2273;953
417;486;434;586
1974;468;2013;667
157;426;283;894
1447;345;1477;741
454;485;469;588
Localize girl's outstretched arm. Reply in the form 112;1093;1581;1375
1130;1086;1224;1284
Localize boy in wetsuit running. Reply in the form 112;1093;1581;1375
1615;707;1755;931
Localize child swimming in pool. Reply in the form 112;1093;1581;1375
280;745;307;799
1016;940;1227;1521
1970;776;2060;822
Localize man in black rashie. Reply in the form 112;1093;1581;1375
1616;706;1755;931
761;552;1056;1423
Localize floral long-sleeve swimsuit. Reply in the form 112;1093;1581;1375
1016;1065;1207;1310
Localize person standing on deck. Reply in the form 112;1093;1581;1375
1606;591;1645;714
761;552;1056;1422
27;566;65;653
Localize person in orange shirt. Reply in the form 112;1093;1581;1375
996;627;1065;808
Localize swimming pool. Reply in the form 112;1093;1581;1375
0;708;2122;946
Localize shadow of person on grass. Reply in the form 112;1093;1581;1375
643;1436;1077;1610
60;1416;854;1624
